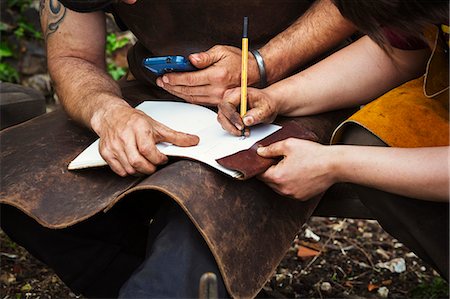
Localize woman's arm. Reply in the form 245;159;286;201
268;35;431;116
257;140;449;202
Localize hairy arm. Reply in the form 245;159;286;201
40;0;198;176
259;0;356;84
40;0;126;127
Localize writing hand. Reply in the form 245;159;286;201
156;45;257;106
93;105;199;176
217;87;279;136
257;138;336;201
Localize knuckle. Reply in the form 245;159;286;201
125;166;136;175
210;45;222;52
213;68;229;82
139;143;153;156
285;138;296;149
129;157;143;169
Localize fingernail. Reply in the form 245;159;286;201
257;146;265;154
243;116;254;126
162;76;169;84
190;53;201;63
234;123;243;130
156;79;164;87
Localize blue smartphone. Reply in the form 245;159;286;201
142;56;197;76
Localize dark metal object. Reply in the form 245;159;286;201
199;272;218;299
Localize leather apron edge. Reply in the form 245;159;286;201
423;27;449;98
330;119;389;145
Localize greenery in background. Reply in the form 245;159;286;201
1;1;129;82
410;277;449;299
6;0;33;11
106;33;130;80
1;0;41;83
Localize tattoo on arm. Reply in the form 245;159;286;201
41;0;67;39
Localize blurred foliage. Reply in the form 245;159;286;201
106;33;129;56
14;20;43;39
6;0;33;11
107;62;127;81
0;1;129;82
106;33;130;80
1;0;40;83
410;277;449;299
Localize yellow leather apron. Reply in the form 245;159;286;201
332;25;449;147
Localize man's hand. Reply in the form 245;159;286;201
156;45;258;106
217;87;279;136
92;104;199;176
256;138;336;201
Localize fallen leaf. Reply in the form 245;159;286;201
368;283;379;292
297;245;320;260
0;273;16;285
382;279;392;286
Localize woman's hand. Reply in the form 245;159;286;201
217;87;280;136
257;138;336;201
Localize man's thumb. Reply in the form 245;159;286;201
189;51;217;69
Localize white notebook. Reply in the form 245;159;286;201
68;101;281;178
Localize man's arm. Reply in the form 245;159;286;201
156;0;356;106
40;0;198;176
259;0;356;84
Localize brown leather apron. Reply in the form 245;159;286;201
332;25;449;147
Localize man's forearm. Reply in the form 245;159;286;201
49;56;128;131
40;0;129;132
259;0;356;84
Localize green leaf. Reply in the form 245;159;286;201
0;62;20;83
0;42;13;58
105;33;129;55
20;283;32;292
107;62;127;81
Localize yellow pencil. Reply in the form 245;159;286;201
240;16;249;136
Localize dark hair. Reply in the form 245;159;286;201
333;0;448;47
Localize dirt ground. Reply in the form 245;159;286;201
1;216;448;299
